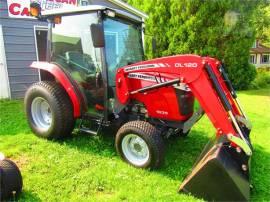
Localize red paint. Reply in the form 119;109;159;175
30;62;82;118
9;3;21;15
95;104;104;111
69;0;77;5
21;7;29;16
116;54;243;140
9;3;30;17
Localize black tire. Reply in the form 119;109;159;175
115;121;165;169
24;81;75;139
0;159;23;201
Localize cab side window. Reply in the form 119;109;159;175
51;13;101;83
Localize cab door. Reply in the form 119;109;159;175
51;12;105;117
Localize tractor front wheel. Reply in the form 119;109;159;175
24;81;75;139
115;121;165;169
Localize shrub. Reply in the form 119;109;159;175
249;70;270;89
225;63;257;90
257;66;270;72
128;0;260;90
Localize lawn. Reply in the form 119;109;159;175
0;88;269;201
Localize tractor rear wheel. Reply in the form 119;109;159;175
115;121;165;169
24;81;75;139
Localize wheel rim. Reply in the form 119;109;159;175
121;134;150;166
31;97;52;130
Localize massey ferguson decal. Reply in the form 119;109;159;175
128;73;169;83
124;62;198;73
128;73;190;91
124;63;170;72
128;73;157;82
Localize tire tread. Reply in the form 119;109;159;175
24;81;75;139
116;121;165;169
0;159;23;200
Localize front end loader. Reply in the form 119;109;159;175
24;3;252;201
116;55;252;201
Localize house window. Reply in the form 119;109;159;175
249;54;256;64
261;54;270;64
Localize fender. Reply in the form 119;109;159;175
30;61;82;118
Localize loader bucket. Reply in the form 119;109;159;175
179;136;251;201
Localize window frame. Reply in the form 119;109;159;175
103;16;144;87
261;54;270;64
249;54;256;64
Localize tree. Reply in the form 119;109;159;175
253;4;270;47
128;0;261;89
167;0;258;89
128;0;171;58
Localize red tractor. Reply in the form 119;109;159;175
25;3;252;201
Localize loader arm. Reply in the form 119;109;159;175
116;54;252;201
116;54;251;152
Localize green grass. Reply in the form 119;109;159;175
0;88;270;201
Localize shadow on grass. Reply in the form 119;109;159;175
18;190;41;202
250;144;270;201
59;130;270;200
7;125;269;201
158;130;210;181
60;128;210;182
60;128;117;156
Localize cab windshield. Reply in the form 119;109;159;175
104;17;144;86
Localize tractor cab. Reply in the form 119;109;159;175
32;5;146;120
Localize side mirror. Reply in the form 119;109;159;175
90;24;105;48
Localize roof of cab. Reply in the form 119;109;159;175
42;3;148;20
